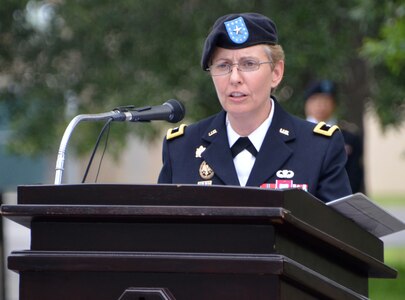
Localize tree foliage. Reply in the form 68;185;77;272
0;0;404;156
356;0;405;128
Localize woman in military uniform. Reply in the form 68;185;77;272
158;13;351;203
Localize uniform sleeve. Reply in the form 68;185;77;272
316;131;352;202
157;137;172;183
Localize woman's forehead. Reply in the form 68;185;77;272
212;45;267;61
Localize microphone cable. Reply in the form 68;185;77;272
81;117;113;183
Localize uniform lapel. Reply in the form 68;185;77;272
246;100;296;186
201;111;240;185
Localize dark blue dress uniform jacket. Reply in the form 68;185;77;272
158;99;352;203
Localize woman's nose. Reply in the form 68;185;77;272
229;65;243;84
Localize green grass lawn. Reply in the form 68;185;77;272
369;248;405;299
367;195;404;299
371;194;405;207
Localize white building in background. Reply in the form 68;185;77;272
364;110;405;197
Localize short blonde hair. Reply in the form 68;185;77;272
263;44;284;93
263;44;285;66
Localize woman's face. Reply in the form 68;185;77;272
210;45;284;122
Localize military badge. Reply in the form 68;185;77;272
260;181;308;192
208;129;217;137
224;17;249;44
276;169;294;179
313;122;339;137
199;161;214;180
166;124;187;140
197;180;212;186
263;169;307;191
195;145;206;158
279;128;289;136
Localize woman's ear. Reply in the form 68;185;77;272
271;60;284;88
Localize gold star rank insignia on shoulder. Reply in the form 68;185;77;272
166;124;187;140
313;121;339;137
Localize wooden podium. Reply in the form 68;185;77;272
0;184;397;299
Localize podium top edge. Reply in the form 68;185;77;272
16;183;318;206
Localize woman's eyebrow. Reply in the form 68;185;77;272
213;55;259;63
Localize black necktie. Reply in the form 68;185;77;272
231;137;258;158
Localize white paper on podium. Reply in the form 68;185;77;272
327;193;405;238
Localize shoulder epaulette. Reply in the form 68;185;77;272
166;124;187;140
313;121;339;137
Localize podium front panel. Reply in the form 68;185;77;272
2;184;397;300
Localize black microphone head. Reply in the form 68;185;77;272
164;99;185;123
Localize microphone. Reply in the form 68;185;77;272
112;99;185;123
54;99;185;184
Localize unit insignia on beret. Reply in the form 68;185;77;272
313;122;339;137
201;13;278;70
225;17;249;44
166;124;187;140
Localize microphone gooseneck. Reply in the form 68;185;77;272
54;99;185;184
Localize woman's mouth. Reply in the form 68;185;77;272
229;92;247;99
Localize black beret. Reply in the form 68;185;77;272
201;13;278;70
304;80;337;102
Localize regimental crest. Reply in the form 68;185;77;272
224;17;249;44
199;161;214;180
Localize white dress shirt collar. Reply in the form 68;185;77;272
227;98;275;150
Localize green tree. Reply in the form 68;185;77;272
356;0;405;128
1;0;404;156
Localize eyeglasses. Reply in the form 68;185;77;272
206;60;273;76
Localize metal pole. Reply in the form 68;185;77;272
54;112;121;185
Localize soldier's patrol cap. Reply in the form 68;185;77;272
201;13;278;70
304;80;337;102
